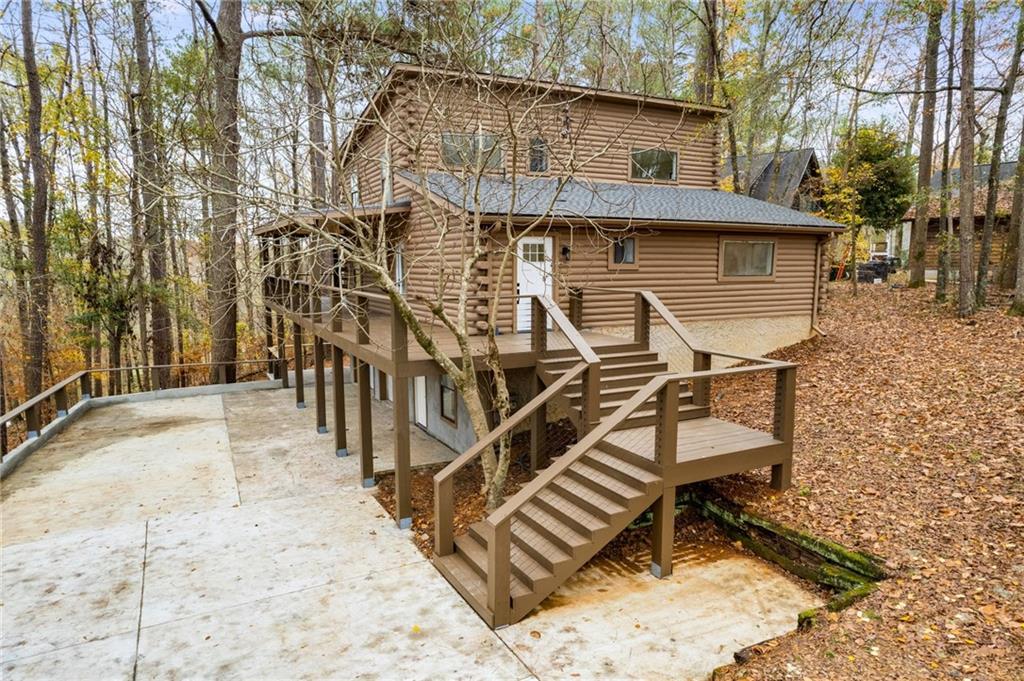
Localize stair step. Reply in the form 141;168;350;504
576;370;677;391
594;392;695;416
550;476;627;522
538;351;660;371
534;488;607;537
454;533;532;599
511;518;572;571
565;460;643;506
516;502;591;557
583;449;661;490
565;382;691;405
547;360;669;379
595;440;663;474
608;403;710;430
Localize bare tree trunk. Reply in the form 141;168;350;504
958;0;977;317
1001;111;1024;293
694;0;717;105
132;0;172;385
936;2;957;302
0;107;30;344
21;0;50;397
202;0;243;383
909;2;942;288
975;6;1023;304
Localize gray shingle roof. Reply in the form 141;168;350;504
928;161;1018;190
397;170;842;230
722;148;820;206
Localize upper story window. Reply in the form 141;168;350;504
719;238;776;279
630;147;677;181
528;137;548;173
441;131;503;171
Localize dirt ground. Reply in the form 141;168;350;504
710;283;1024;679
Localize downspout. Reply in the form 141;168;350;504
811;236;827;337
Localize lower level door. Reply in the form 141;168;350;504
413;376;427;427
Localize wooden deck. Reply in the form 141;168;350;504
603;417;786;487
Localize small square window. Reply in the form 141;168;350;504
440;374;457;424
529;137;548;173
630;148;677;181
612;237;636;265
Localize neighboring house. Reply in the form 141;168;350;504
257;63;842;628
721;148;822;213
901;161;1017;278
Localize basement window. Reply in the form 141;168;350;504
719;238;776;280
630;148;677;181
440;374;457;424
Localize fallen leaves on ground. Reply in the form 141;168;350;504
712;283;1024;680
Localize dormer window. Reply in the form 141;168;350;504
441;131;503;171
630;148;677;181
528;137;548;173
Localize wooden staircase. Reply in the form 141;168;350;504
432;291;797;629
436;439;663;624
537;346;710;429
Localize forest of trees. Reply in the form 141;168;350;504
2;0;1024;410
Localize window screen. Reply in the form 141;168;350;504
613;238;636;265
529;137;548;173
630;148;677;181
440;374;457;423
721;240;775;277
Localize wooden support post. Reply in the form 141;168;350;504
486;521;512;627
357;359;373;488
634;292;651;348
391;299;411;528
26;403;41;438
277;313;289;389
650;486;676;578
217;364;227;385
54;385;68;417
530;296;546;352
568;287;583;328
771;365;797;491
332;345;348;456
79;372;91;399
581;362;601;434
692;351;711;407
529;372;546;474
293;321;305;408
435;476;454;556
313;337;327;433
654;378;680;470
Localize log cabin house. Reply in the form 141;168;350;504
256;63;843;627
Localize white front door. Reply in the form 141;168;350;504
413;376;427;427
516;236;553;332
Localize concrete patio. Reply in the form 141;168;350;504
1;386;821;680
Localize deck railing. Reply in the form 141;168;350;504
0;359;284;461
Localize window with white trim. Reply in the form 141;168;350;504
349;174;360;206
612;237;636;265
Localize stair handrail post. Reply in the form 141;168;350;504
581;360;601;434
484;518;512;627
434;475;455;556
530;296;546;353
654;376;680;471
568;287;583;329
634;292;651;347
772;364;797;490
692;351;711;407
25;402;40;439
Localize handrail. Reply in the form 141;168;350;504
433;361;589;556
480;373;674;623
487;374;671;528
531;295;600;364
1;358;284;455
